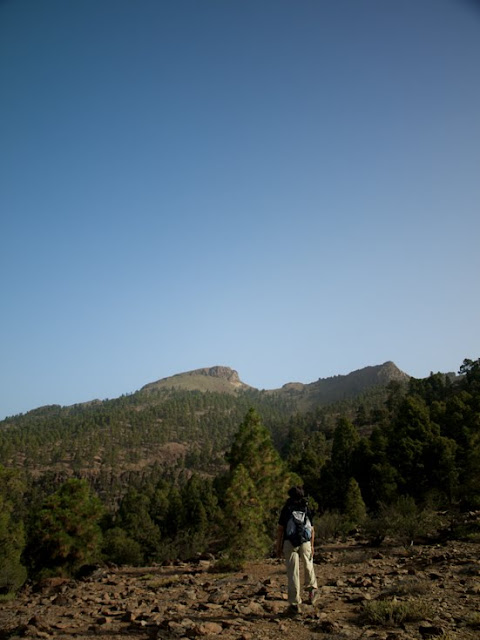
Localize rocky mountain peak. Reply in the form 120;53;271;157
140;365;248;394
190;366;241;383
376;361;410;383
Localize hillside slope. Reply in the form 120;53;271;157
0;361;410;496
273;361;409;410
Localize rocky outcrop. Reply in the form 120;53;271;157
375;360;411;384
141;366;251;394
186;366;245;385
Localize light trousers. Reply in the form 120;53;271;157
283;540;318;605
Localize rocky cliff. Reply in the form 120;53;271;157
141;365;252;394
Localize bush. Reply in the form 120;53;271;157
466;612;480;629
379;577;429;598
315;511;345;541
0;550;27;596
102;528;144;566
361;598;432;625
366;496;440;546
212;554;245;572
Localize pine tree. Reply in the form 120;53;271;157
115;488;161;560
289;431;328;503
388;395;457;501
227;408;290;516
321;417;360;510
223;409;293;564
223;464;269;565
27;478;103;577
344;478;367;530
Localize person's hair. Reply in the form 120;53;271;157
288;486;304;501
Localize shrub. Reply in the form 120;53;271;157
361;598;432;625
212;554;245;572
466;612;480;629
340;549;371;565
366;496;440;546
315;511;345;541
380;577;429;598
0;548;27;596
102;527;144;566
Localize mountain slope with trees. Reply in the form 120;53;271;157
0;361;409;486
1;357;478;596
272;361;410;410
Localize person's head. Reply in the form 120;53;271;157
288;485;304;501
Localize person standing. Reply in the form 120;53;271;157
276;486;318;614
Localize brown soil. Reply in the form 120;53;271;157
1;538;479;640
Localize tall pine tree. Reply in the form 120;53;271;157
27;478;103;577
223;408;294;564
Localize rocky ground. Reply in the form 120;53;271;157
1;538;479;640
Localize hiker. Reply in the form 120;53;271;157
276;485;318;614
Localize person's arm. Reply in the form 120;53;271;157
310;526;315;556
276;524;284;558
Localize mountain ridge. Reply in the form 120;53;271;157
1;362;410;420
0;360;410;496
135;360;409;412
140;360;408;393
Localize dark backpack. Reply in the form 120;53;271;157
285;503;312;547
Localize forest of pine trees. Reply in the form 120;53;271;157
0;358;479;595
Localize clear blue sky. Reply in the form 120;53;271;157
1;0;479;419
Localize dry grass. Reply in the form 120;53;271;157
466;612;480;628
141;575;182;589
361;597;432;625
339;549;373;564
379;576;430;598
